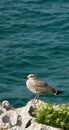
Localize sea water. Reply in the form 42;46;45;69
0;0;69;107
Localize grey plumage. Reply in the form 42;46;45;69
26;74;62;99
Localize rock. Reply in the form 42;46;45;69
26;122;61;130
2;100;14;110
0;100;62;130
16;100;61;130
7;110;18;126
0;101;22;130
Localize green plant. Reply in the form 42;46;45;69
34;103;69;130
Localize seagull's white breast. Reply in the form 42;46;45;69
26;79;37;93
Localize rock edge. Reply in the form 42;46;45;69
0;100;62;130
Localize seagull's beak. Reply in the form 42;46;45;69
24;76;27;79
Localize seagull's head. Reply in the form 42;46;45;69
27;74;36;80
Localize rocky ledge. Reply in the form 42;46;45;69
0;100;62;130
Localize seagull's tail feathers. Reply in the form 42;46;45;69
49;86;63;96
53;89;63;95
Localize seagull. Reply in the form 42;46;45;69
25;74;63;100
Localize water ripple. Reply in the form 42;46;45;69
0;0;69;107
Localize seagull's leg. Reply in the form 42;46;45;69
31;94;39;104
34;94;39;103
34;94;37;100
35;94;39;100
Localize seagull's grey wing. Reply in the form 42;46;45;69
33;80;55;94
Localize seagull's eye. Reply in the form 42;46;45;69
30;76;33;78
28;74;35;78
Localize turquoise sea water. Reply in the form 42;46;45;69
0;0;69;108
